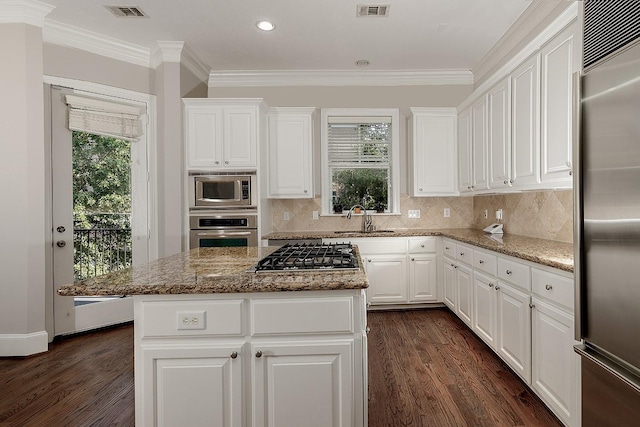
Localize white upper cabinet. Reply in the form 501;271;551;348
267;107;315;198
471;96;490;191
457;17;578;193
540;23;579;187
184;99;265;171
409;108;458;196
488;78;512;189
457;107;473;193
511;54;541;188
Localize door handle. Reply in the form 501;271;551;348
56;240;66;248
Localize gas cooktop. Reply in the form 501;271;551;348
252;243;358;272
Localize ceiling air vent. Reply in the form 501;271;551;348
105;5;149;18
357;4;390;17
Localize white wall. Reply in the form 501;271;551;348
0;23;48;355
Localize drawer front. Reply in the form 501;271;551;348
251;297;354;335
408;237;437;253
473;249;497;276
498;257;531;291
532;268;574;310
456;243;474;265
330;237;406;254
141;299;243;337
442;239;456;258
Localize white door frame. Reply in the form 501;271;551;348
44;76;158;338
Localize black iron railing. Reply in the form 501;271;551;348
73;227;132;281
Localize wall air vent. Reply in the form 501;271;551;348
105;5;149;18
357;4;390;17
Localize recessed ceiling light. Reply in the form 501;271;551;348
355;59;370;67
256;20;276;31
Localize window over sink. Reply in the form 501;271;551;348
321;108;400;215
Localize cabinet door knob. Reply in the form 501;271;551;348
504;180;508;185
545;284;553;290
529;303;535;309
214;161;220;165
368;259;371;262
479;259;484;264
230;351;238;359
255;350;263;358
445;246;450;250
459;252;464;256
365;326;371;334
569;170;573;176
56;226;66;233
224;161;229;164
419;188;423;191
411;258;415;261
366;302;372;308
56;240;66;248
489;283;494;288
509;179;513;185
304;189;308;193
495;286;500;291
421;244;425;248
506;270;512;275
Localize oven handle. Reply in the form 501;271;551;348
195;231;254;237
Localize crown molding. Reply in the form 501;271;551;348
0;0;54;27
43;19;151;67
181;45;211;84
208;69;474;87
151;41;184;68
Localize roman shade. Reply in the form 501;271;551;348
65;94;145;141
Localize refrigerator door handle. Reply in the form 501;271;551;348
572;70;583;341
575;344;640;394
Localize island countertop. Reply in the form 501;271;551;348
57;246;369;296
264;228;574;273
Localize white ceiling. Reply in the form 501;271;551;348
43;0;532;73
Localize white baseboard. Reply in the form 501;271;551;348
0;331;49;356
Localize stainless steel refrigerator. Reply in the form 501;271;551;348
575;3;640;425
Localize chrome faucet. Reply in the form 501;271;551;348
346;204;374;233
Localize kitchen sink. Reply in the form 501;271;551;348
333;230;395;235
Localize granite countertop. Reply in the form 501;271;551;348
57;246;369;296
264;228;574;273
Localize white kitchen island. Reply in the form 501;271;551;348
58;246;369;427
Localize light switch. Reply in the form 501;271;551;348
177;311;206;330
444;208;450;218
408;210;420;219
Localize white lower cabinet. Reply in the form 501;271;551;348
455;263;473;327
252;341;353;427
473;271;498;350
324;236;439;306
364;254;408;304
531;297;578;427
444;239;578;426
442;257;457;311
496;282;531;383
409;254;438;302
141;344;244;427
134;292;367;427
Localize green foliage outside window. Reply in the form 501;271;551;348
72;132;132;280
332;169;388;212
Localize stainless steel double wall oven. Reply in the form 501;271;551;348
188;173;258;248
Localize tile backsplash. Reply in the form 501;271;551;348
271;190;573;243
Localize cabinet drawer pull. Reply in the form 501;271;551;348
230;351;238;359
368;259;371;262
421;244;425;248
545;284;553;290
255;350;263;358
506;270;512;275
478;259;484;264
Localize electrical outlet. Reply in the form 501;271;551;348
444;208;450;218
408;209;420;219
483;210;488;219
312;211;319;220
177;311;206;330
284;211;290;221
496;209;503;220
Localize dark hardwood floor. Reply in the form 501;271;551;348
0;309;561;426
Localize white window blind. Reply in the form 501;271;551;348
65;94;145;141
327;117;391;168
